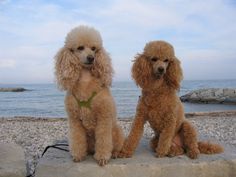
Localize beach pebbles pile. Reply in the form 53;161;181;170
0;113;236;175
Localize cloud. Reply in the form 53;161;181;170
0;59;16;68
0;0;10;4
0;0;235;83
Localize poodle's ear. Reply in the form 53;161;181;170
164;57;183;90
92;48;114;87
54;47;81;91
132;54;152;88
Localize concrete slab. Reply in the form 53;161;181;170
35;139;236;177
0;143;26;177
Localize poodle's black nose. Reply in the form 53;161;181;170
87;55;94;63
158;67;164;73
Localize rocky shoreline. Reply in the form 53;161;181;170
181;88;236;104
0;111;236;176
0;87;30;92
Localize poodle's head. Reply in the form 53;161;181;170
55;25;113;90
65;26;102;68
132;41;183;90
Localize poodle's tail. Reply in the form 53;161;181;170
198;141;224;154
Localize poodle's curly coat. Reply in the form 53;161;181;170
55;26;124;166
119;41;223;158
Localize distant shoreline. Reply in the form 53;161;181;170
0;87;30;92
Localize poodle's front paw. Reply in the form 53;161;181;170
72;155;86;162
167;145;184;157
118;149;133;158
70;149;87;162
187;149;200;159
97;159;109;166
94;152;111;166
155;148;169;158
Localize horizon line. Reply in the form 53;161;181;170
1;78;236;85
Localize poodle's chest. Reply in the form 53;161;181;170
79;108;97;131
147;110;166;131
143;95;165;110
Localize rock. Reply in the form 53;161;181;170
180;88;236;104
0;88;29;92
223;89;236;97
215;89;224;97
0;143;26;177
199;88;214;98
35;139;236;177
189;93;198;100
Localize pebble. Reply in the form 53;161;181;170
0;114;236;175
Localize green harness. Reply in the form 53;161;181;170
72;92;97;109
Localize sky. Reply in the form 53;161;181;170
0;0;236;84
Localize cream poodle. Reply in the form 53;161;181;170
119;41;223;159
54;25;124;166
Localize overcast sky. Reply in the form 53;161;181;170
0;0;236;84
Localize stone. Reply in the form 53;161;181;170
35;139;236;177
0;88;29;92
0;143;26;177
189;93;198;100
223;89;236;98
180;88;236;104
215;89;224;97
198;89;214;98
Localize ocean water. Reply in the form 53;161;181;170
0;80;236;118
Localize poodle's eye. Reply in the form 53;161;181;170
91;46;96;51
77;46;84;50
164;59;169;63
151;57;158;62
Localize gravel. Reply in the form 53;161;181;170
0;112;236;176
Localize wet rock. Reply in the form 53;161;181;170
180;88;236;104
0;88;29;92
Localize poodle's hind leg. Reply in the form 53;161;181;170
111;124;125;159
150;135;159;152
150;134;184;157
181;120;200;159
167;145;184;157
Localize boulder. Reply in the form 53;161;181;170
223;89;236;97
180;88;236;104
35;139;236;177
0;88;29;92
0;143;26;177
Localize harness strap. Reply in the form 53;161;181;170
72;91;97;109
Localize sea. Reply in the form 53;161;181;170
0;80;236;119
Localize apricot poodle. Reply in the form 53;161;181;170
55;25;124;166
119;41;223;159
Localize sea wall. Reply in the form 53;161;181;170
180;88;236;104
0;143;26;177
35;139;236;177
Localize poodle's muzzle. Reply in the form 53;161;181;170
71;47;96;66
86;55;95;65
152;62;168;79
154;67;165;79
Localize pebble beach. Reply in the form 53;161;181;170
1;111;236;175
